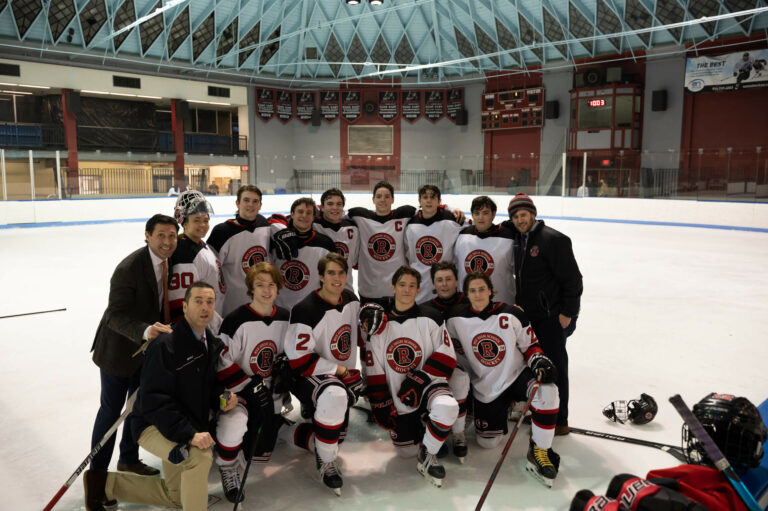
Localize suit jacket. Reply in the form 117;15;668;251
91;246;163;378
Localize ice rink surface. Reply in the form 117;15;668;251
1;210;767;511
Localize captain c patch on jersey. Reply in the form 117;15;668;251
242;245;268;273
368;233;397;261
464;249;495;275
415;236;444;265
471;332;506;367
385;337;424;373
330;324;353;361
249;340;278;377
281;260;310;291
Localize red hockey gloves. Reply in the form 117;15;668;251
341;368;364;404
397;369;431;408
369;396;398;430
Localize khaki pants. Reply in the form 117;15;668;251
105;426;212;511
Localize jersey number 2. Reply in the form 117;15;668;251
296;333;310;351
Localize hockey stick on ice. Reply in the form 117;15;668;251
569;427;687;463
233;378;271;511
43;389;139;511
668;394;761;511
475;375;541;511
0;307;66;319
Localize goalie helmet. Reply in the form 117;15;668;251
174;190;214;226
603;393;658;425
682;392;767;470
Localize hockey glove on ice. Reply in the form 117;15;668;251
397;369;431;408
271;229;299;260
359;302;387;336
528;353;558;384
341;368;364;405
369;396;398;430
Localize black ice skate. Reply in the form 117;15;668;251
316;453;343;496
453;431;467;464
525;440;559;488
219;464;244;503
417;444;446;487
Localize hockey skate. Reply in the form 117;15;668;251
219;464;244;503
417;444;446;488
316;453;343;496
453;431;467;464
525;441;559;488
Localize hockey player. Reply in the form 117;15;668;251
207;185;283;317
272;197;335;310
454;196;516;305
313;188;359;293
405;185;463;302
348;181;465;302
445;271;561;487
283;253;362;495
169;191;224;327
361;265;460;487
214;262;290;502
420;261;468;316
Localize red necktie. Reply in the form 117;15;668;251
162;259;170;324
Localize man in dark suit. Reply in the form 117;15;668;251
89;214;178;478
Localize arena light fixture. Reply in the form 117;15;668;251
370;0;383;4
346;0;360;5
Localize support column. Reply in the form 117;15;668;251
61;89;79;195
171;99;186;188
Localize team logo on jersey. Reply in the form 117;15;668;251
385;337;423;373
474;418;489;429
242;246;268;273
471;332;506;367
415;236;444;265
249;340;278;378
368;233;396;261
464;249;495;275
281;260;310;291
529;245;540;257
334;242;350;258
330;324;352;361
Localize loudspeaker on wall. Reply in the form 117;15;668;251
67;91;81;113
311;109;322;126
652;90;667;112
545;100;559;119
455;108;468;126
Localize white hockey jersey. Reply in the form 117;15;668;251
273;227;335;310
285;290;361;377
207;215;282;317
454;224;516;305
446;302;542;403
348;205;415;300
313;216;359;293
168;235;225;324
404;208;463;302
215;304;290;413
365;304;457;414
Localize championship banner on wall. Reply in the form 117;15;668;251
401;90;422;123
342;91;361;122
378;91;399;122
276;90;293;122
295;92;316;123
446;88;464;123
685;49;768;93
424;90;445;122
255;88;275;121
320;91;340;122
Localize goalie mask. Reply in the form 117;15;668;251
174;190;214;226
682;392;767;470
603;393;658;425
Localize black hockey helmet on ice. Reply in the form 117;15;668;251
174;190;214;226
627;393;658;425
682;392;767;470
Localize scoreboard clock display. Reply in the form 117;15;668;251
481;87;545;131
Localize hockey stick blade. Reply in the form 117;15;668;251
475;376;542;511
43;389;139;511
569;427;687;463
669;394;761;511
